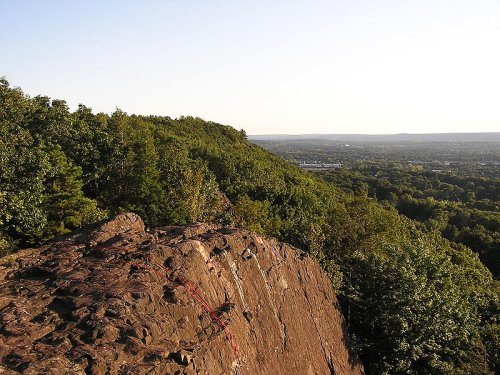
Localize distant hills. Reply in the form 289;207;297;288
249;132;500;143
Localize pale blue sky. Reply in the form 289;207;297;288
1;0;499;134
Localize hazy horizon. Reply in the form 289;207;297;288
2;0;499;135
248;132;500;144
249;131;500;136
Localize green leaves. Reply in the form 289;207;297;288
41;144;106;238
0;80;104;247
346;241;487;374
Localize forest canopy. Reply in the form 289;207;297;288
255;138;500;279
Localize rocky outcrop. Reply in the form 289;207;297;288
0;213;363;374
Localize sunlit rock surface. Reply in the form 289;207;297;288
0;213;363;374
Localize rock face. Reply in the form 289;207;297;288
0;213;363;375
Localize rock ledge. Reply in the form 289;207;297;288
0;213;363;374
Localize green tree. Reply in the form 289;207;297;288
347;240;490;374
41;144;106;239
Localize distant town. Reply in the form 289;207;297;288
299;162;342;170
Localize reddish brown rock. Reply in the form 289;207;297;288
0;213;363;374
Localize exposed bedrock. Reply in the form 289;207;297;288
0;213;363;374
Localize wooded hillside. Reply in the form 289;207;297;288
1;78;498;374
